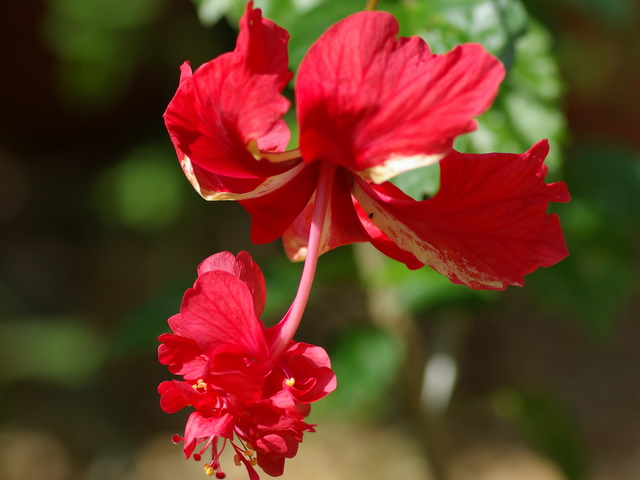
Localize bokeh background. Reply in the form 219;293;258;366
1;0;639;479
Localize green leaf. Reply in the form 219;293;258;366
0;318;107;387
93;142;188;233
493;389;588;480
527;145;640;334
456;19;567;175
382;0;527;58
320;327;403;421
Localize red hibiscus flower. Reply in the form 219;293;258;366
164;1;570;290
158;251;336;479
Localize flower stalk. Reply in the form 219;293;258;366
268;161;336;359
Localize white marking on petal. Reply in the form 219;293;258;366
364;152;447;184
353;181;504;289
180;155;307;201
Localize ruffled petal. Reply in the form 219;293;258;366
197;251;267;317
179;270;269;357
208;350;265;402
352;140;570;289
282;343;337;403
164;2;293;180
157;333;207;379
158;380;192;414
183;411;236;457
297;10;504;182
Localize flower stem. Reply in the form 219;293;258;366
364;0;379;11
269;162;336;356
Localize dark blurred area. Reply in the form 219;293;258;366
0;1;639;479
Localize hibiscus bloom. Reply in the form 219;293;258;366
158;251;336;479
164;2;570;290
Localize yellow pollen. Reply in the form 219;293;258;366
234;446;257;467
204;464;215;476
285;377;296;387
193;379;207;391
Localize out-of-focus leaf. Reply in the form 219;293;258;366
319;327;403;421
391;163;440;201
528;145;640;334
493;388;588;480
260;255;304;324
457;20;567;175
0;318;107;387
111;280;190;356
46;0;165;29
382;0;527;59
93;142;188;233
199;0;361;70
42;0;168;108
191;0;235;25
362;252;499;315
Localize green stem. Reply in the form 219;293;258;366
364;0;379;11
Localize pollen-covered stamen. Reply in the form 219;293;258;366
233;441;258;468
246;139;301;164
192;378;208;392
203;463;226;478
200;437;227;478
285;377;296;387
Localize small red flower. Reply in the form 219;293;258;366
164;2;570;290
158;251;336;479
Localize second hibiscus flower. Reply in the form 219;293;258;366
159;251;336;479
164;1;570;290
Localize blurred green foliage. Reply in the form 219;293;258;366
494;388;587;480
0;318;107;387
42;0;168;108
93;142;187;233
318;327;404;421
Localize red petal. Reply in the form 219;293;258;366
157;333;207;379
207;349;266;403
179;271;269;358
197;251;267;317
353;200;424;269
297;11;504;181
183;411;236;457
352;140;570;289
164;3;293;180
283;343;337;403
256;452;287;478
239;162;320;244
178;152;317;245
158;380;192;413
